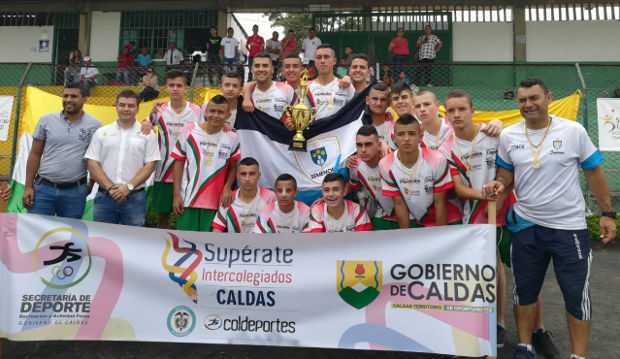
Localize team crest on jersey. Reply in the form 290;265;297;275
336;260;382;309
552;139;562;151
294;136;342;184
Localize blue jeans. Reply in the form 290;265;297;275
30;180;88;219
94;190;146;226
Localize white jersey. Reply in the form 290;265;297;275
252;82;295;119
151;102;202;183
308;78;355;120
423;117;455;158
374;119;397;150
497;116;602;230
254;201;310;233
212;188;276;233
350;161;395;220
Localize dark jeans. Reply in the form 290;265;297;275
391;55;409;81
417;58;434;85
79;79;96;96
30;179;88;219
207;55;221;85
94;190;146;226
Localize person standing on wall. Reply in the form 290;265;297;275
415;24;442;86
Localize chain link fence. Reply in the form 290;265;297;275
0;61;618;209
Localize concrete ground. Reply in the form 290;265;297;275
2;242;618;359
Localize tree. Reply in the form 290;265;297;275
265;13;313;36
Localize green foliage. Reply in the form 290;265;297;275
265;13;312;36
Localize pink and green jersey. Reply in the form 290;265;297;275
212;187;276;233
349;161;396;222
151;101;202;183
450;132;515;225
303;199;373;233
422;117;455;159
379;148;461;226
253;201;310;233
170;122;240;210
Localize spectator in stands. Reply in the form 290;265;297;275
309;44;355;120
138;66;160;102
79;56;98;96
380;64;393;87
302;27;321;75
415;24;442;86
212;157;276;233
254;174;310;233
280;30;298;59
265;31;282;78
136;47;153;69
388;28;410;81
164;42;184;67
246;24;265;79
85;90;159;226
304;173;373;232
206;26;222;86
64;49;82;86
219;71;243;128
116;47;134;84
337;47;354;77
23;84;101;218
172;95;239;232
220;27;240;69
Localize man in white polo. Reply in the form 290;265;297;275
85;90;160;226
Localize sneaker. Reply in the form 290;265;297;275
513;345;536;359
497;325;506;348
532;329;561;359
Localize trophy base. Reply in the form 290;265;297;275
289;140;307;152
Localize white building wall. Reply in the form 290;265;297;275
89;11;121;61
526;21;620;61
452;23;513;62
0;26;54;63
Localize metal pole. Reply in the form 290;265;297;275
376;62;380;82
189;62;200;104
574;62;588;132
9;63;33;180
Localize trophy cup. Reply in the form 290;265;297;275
289;70;314;151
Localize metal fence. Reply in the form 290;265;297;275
1;61;619;210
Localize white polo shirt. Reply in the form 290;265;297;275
85;121;160;189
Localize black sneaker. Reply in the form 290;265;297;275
497;325;506;348
513;345;536;359
532;329;560;359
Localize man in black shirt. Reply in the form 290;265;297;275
206;26;223;86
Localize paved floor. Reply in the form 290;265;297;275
2;242;618;359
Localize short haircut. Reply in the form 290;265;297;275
390;81;413;96
370;81;390;92
415;90;438;103
322;172;345;186
165;70;188;84
252;51;272;62
115;89;140;104
221;70;242;83
445;89;473;108
396;114;421;126
227;27;234;32
309;27;317;32
275;173;297;189
316;44;335;56
239;157;260;168
208;94;228;106
518;78;549;93
351;53;369;65
284;53;302;61
356;125;379;138
64;83;88;97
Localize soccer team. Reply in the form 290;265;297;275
7;44;616;359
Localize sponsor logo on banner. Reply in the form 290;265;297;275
294;136;342;183
336;260;382;309
167;305;196;337
34;227;92;289
161;233;203;303
203;314;296;334
602;110;620;138
204;315;223;330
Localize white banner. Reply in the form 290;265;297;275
0;214;497;357
0;96;14;142
597;98;620;151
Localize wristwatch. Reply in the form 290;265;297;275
601;211;617;219
127;183;135;192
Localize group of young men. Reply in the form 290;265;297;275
7;43;616;359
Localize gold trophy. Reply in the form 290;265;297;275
288;69;314;151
